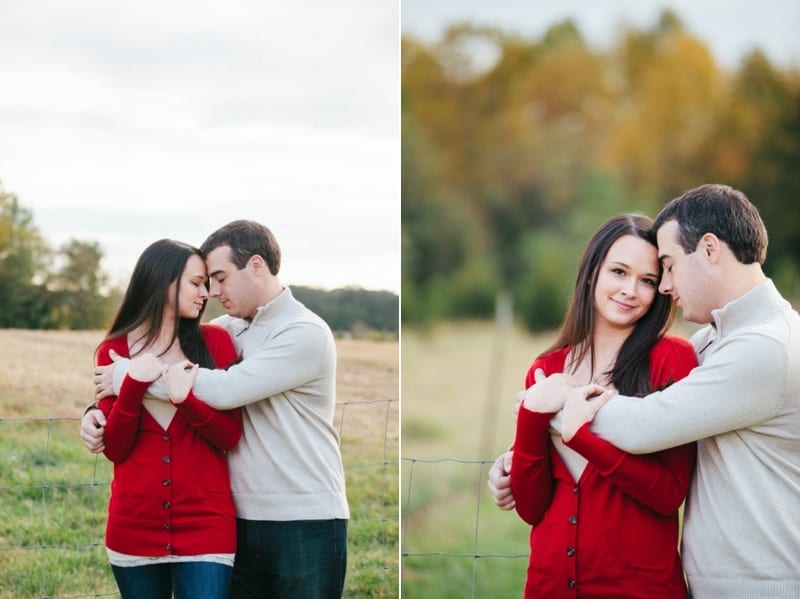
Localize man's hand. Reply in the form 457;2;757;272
80;409;106;453
487;451;515;511
163;360;198;404
517;369;578;414
560;384;614;442
94;349;123;400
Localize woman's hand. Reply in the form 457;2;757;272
163;360;198;404
560;384;614;442
518;369;578;414
128;353;165;383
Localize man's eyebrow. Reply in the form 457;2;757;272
208;269;226;278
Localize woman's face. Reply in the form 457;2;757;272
593;234;660;331
171;254;209;319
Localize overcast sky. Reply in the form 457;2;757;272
0;1;399;293
401;0;799;70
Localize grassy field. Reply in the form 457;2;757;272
0;329;399;598
401;320;556;599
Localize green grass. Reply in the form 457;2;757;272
401;322;552;599
0;416;398;598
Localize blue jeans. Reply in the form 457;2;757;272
111;561;232;599
228;518;348;599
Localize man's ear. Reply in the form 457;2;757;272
700;233;722;264
247;254;267;272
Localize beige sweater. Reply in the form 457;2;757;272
588;280;800;598
114;288;349;522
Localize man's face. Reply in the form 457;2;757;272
657;220;714;324
205;245;257;319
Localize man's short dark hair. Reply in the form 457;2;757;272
652;183;768;264
200;220;281;274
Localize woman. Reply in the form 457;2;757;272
95;239;241;599
511;214;697;598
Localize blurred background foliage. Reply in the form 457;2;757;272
0;183;398;335
402;10;800;331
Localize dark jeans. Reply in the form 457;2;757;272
229;518;348;599
111;560;232;599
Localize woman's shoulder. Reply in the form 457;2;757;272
199;322;232;341
525;346;569;385
650;334;695;358
97;335;127;354
648;335;698;386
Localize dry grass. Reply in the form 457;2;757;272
0;329;398;420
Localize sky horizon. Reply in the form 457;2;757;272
401;0;799;71
0;1;400;294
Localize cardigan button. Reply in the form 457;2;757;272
162;456;170;463
573;485;578;494
166;544;172;551
568;515;577;525
163;523;171;530
163;434;170;441
163;479;170;486
568;578;576;589
163;502;170;509
567;547;575;557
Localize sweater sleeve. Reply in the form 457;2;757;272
564;424;696;514
97;341;149;464
511;408;556;525
173;324;243;450
188;320;332;409
510;356;560;526
590;331;786;453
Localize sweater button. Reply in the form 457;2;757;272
163;434;170;441
567;547;575;557
166;544;172;551
568;579;576;589
568;515;577;525
162;456;170;463
163;523;171;530
163;479;170;486
573;485;578;494
163;502;170;509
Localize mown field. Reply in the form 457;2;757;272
0;329;399;598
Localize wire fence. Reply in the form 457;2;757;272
400;455;530;599
0;398;398;598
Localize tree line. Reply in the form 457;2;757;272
402;10;799;330
0;184;398;335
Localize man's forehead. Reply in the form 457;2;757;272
656;221;681;259
205;246;235;272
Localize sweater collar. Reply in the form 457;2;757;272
250;286;293;325
710;279;787;336
226;287;294;336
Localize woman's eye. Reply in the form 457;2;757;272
611;268;625;275
642;278;657;287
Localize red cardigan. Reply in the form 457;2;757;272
97;323;241;556
511;335;698;598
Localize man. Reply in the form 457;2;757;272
488;184;800;598
82;220;349;598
